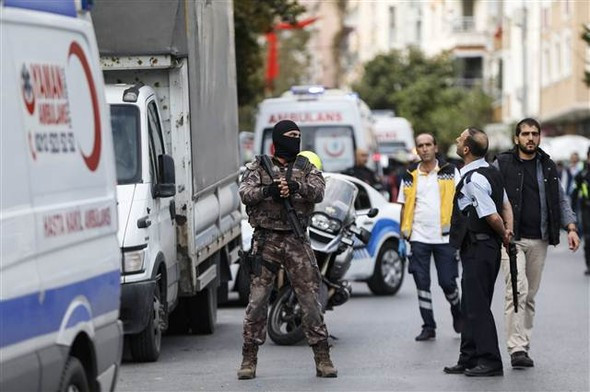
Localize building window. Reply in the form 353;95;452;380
542;7;550;30
542;46;550;86
554;39;561;80
563;31;572;77
563;0;571;18
389;6;396;48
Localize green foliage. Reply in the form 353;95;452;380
353;47;493;150
582;24;590;87
234;0;305;130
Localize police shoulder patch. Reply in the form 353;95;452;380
245;158;260;171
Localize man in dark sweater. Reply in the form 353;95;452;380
493;118;579;369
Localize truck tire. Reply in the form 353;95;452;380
236;267;251;306
58;356;89;392
166;299;189;335
217;282;229;305
367;240;405;296
187;284;217;334
129;284;163;362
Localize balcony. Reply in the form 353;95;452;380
448;16;487;51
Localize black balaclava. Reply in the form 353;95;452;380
272;120;301;161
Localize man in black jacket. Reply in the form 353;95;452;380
493;118;579;369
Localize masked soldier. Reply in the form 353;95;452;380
237;120;337;379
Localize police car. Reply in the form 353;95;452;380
232;172;405;302
331;173;406;295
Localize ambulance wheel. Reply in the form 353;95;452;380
368;240;405;295
58;356;89;392
129;284;163;362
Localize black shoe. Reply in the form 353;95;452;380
464;364;503;377
511;351;534;368
415;328;435;341
452;314;463;334
443;364;468;374
584;269;590;276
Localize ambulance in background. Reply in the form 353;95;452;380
1;1;122;391
372;110;415;162
253;86;379;172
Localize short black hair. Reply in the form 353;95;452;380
465;127;488;158
415;133;437;145
515;118;541;136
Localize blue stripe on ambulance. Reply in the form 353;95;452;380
0;270;120;348
4;0;77;17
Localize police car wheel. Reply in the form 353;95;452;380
129;284;163;362
58;356;89;392
368;240;405;296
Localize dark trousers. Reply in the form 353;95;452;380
582;205;590;270
458;237;503;368
409;242;460;330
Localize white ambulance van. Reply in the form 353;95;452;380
1;1;123;391
253;86;379;172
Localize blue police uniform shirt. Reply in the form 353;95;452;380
458;158;508;218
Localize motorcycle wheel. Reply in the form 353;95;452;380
267;286;305;346
368;240;405;295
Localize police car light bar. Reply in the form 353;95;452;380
291;85;325;95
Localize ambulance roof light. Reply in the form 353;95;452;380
290;85;325;95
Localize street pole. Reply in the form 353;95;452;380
521;3;528;117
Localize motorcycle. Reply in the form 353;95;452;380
267;176;377;345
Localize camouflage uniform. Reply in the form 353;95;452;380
239;155;329;346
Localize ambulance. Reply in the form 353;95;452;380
1;1;122;391
253;86;379;172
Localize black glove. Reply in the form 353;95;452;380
287;181;300;194
263;183;281;201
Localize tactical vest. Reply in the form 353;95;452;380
246;156;315;231
449;166;504;249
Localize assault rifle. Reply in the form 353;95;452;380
259;155;306;239
508;240;519;313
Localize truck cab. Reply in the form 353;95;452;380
106;84;178;362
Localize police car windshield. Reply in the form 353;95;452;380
262;126;355;172
110;105;141;184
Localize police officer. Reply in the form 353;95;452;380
237;120;337;380
574;147;590;275
444;128;513;377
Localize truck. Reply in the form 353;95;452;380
92;0;242;362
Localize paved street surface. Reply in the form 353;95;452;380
118;240;589;391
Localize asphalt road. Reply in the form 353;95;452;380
117;240;589;391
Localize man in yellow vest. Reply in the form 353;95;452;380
398;133;462;341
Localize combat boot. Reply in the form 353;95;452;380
237;343;258;380
312;341;338;378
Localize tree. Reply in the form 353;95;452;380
582;24;590;87
353;47;493;151
233;0;305;130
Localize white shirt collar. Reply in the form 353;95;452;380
459;158;488;177
418;159;439;175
